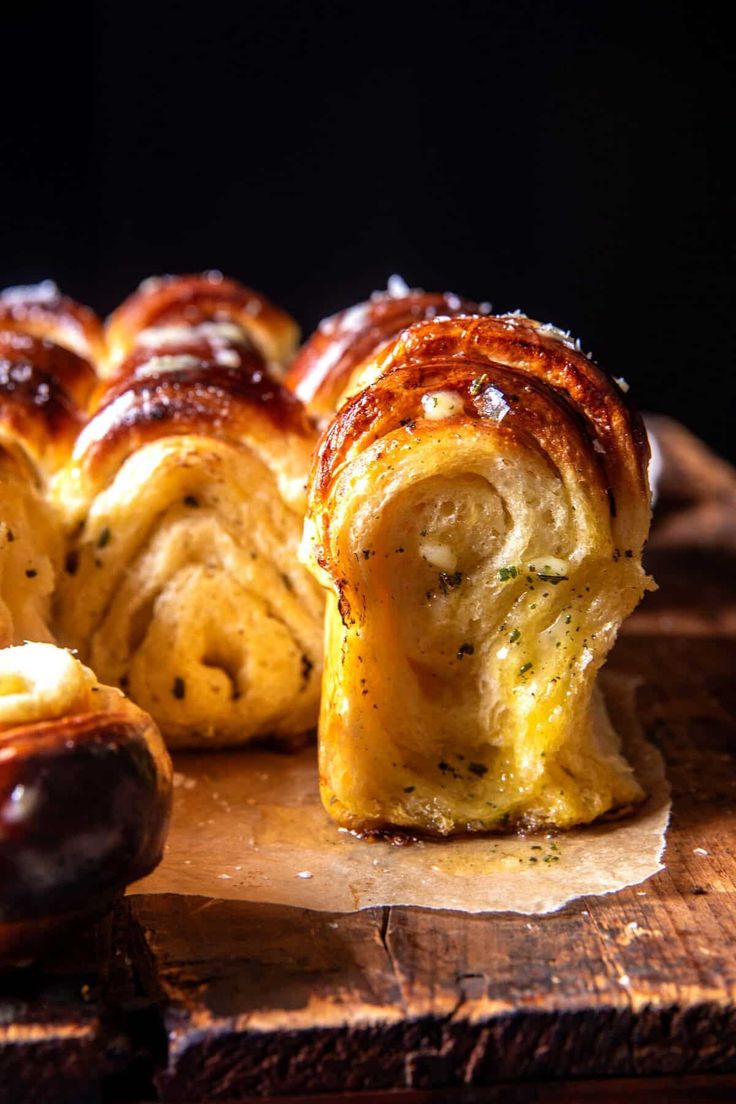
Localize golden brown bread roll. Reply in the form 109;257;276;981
0;330;96;476
301;313;653;836
53;342;325;749
0;329;93;646
0;643;172;965
0;281;105;367
285;277;488;421
104;271;299;379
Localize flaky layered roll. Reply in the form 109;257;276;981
0;281;105;366
0;643;172;964
104;271;299;379
302;314;653;835
53;350;324;749
285;277;488;421
0;330;94;645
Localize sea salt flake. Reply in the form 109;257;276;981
476;384;510;422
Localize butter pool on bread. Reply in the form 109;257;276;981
301;311;654;835
54;275;324;749
0;643;172;965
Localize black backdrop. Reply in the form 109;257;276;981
2;1;732;457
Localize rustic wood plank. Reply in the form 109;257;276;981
0;915;107;1104
0;899;166;1104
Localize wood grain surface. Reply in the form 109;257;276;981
1;416;735;1103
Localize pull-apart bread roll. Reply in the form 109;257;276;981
104;270;299;380
302;314;653;835
1;326;96;646
0;643;172;964
0;280;105;366
54;286;324;749
285;277;488;421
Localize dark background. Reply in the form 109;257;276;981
2;1;732;457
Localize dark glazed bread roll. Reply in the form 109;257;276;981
285;277;488;421
0;643;172;966
301;314;653;835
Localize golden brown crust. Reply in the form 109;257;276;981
285;287;488;419
73;353;315;493
302;313;653;836
0;331;95;475
105;272;299;375
0;281;105;367
310;314;650;573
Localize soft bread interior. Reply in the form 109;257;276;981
316;427;648;833
54;436;324;748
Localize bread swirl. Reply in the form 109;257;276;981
301;313;653;835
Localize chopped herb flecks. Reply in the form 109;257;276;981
518;662;533;676
468;761;488;777
509;628;520;643
469;372;489;396
499;565;518;581
172;677;186;700
457;642;475;659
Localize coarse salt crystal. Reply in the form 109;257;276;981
297;870;313;879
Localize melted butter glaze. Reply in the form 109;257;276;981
285;289;488;417
106;272;298;367
0;283;105;367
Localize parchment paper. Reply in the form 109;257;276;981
130;674;670;914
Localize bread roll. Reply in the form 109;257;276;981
301;313;653;835
0;328;93;645
54;345;324;749
0;643;172;965
0;281;104;366
104;271;299;379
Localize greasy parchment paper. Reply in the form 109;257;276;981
130;674;670;915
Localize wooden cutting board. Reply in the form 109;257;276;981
1;416;735;1104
